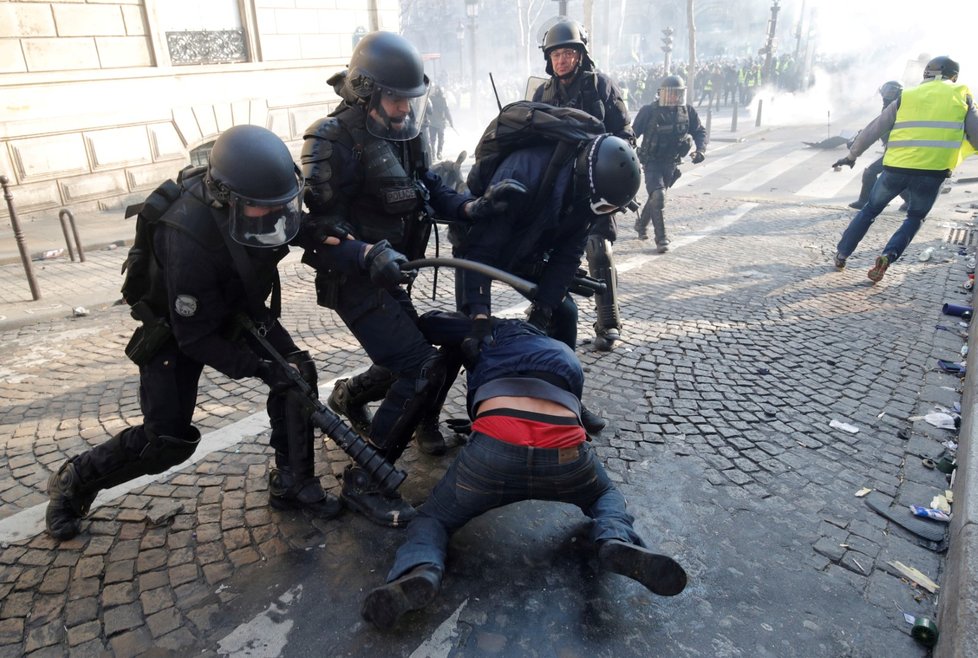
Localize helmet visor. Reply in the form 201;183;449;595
659;86;686;106
366;86;430;141
229;191;302;248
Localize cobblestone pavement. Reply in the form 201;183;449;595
0;147;975;656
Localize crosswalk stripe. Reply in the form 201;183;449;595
672;141;780;189
719;148;824;191
795;162;864;198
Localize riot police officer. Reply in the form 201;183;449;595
301;32;507;527
531;18;635;352
45;125;389;540
633;75;708;253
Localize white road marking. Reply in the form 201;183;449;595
672;141;780;189
719;148;823;192
796;161;863;198
409;599;469;658
217;585;302;657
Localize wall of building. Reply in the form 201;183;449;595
0;0;398;223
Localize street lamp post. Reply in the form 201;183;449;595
465;0;479;105
456;21;465;84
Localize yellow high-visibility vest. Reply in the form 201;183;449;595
884;80;973;171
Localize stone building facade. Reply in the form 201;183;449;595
0;0;397;224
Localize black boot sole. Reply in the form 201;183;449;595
341;493;416;528
269;494;343;520
599;540;687;596
361;570;439;629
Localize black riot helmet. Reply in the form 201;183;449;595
576;135;641;214
923;56;960;81
344;31;430;140
541;19;595;76
878;80;903;106
206;125;303;248
658;75;687;106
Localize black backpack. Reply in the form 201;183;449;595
465;100;605;198
120;165;206;311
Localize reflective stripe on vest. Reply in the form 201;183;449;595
883;80;971;171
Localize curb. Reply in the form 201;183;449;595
936;308;978;656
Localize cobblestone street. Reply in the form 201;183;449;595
1;150;976;655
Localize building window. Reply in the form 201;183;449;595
190;141;216;168
158;0;248;66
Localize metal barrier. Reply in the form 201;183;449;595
1;174;41;300
58;209;85;262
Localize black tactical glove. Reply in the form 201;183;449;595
690;151;706;164
460;317;494;368
304;213;354;243
466;179;529;222
832;156;855;170
255;360;296;395
526;303;554;333
364;239;417;288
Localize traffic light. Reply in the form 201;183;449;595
661;27;674;53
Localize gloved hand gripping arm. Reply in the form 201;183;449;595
465;179;529;221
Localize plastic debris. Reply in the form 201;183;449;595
909;505;951;522
829;419;859;434
929;495;951;514
918;247;934;262
854;488;872;497
923;412;958;430
72;306;89;317
40;248;65;260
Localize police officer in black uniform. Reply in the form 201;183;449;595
531;19;635;353
301;32;516;527
633;75;708;253
45;125;408;540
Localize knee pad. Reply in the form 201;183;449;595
650;189;666;212
138;428;201;475
586;235;613;271
285;350;318;390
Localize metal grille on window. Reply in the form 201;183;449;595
166;30;247;66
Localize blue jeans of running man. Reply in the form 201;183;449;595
385;432;644;582
837;170;945;261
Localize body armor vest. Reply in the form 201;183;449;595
538;70;605;124
638;104;690;163
333;106;428;254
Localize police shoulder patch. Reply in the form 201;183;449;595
174;294;198;317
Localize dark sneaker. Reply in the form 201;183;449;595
848;200;867;210
598;539;687;596
361;564;443;630
833;252;847;269
327;379;372;436
45;463;95;541
580;405;607;435
268;469;342;520
655;241;670;254
867;255;890;283
413;417;448;456
342;466;416;528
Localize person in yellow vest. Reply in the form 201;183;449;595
832;56;978;283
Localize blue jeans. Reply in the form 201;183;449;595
837;170;944;261
386;432;644;581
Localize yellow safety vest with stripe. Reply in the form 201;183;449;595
884;80;974;171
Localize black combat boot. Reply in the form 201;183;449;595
593;327;620;352
46;462;97;541
413;416;448;456
598;539;687;596
268;455;342;520
327;378;374;436
361;564;443;630
341;465;416;528
580;404;607;435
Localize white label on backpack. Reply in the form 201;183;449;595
174;295;198;317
